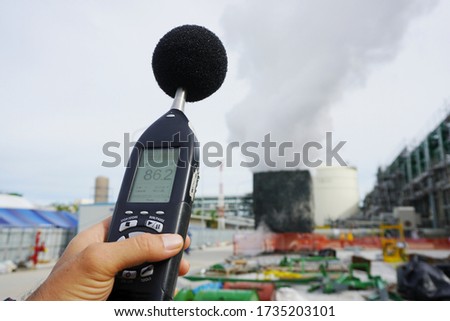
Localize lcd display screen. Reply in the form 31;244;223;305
128;148;179;203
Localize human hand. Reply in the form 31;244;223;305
27;217;190;300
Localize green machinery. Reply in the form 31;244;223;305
180;255;401;301
308;262;402;300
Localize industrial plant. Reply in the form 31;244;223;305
2;112;450;301
363;112;450;229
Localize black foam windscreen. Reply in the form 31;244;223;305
152;25;227;102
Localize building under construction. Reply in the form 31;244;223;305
364;112;450;229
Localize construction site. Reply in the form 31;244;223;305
1;111;450;301
171;110;450;301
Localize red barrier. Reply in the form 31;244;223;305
272;233;328;252
233;232;450;256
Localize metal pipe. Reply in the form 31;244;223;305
171;88;186;112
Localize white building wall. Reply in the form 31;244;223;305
77;203;115;232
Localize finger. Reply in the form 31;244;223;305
82;233;184;277
178;258;190;276
184;235;191;250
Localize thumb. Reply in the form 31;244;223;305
86;233;184;277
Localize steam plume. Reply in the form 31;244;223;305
222;0;437;171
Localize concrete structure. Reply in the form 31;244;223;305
393;206;420;230
364;112;450;229
94;176;109;203
253;170;314;233
313;166;360;226
77;203;115;232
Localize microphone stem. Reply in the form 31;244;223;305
171;88;186;112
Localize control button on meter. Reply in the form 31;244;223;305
146;220;163;233
129;231;145;238
140;265;154;277
119;220;138;232
122;270;137;279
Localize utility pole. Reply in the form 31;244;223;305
217;161;225;229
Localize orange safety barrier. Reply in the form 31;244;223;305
233;232;450;256
272;233;328;252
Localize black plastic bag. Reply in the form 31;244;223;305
397;255;450;300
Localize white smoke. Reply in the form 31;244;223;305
222;0;437;171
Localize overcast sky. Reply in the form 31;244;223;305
1;0;449;206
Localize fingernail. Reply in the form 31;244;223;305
162;234;183;251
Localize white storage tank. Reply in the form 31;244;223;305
313;166;360;226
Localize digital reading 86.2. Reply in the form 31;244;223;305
128;148;179;203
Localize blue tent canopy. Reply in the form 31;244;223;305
35;210;77;229
0;209;32;227
61;211;78;227
0;215;11;226
10;209;53;227
0;208;78;229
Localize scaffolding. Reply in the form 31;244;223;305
364;112;450;228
